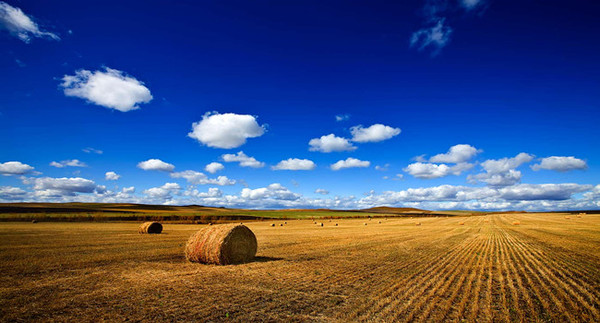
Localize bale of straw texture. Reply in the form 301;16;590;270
185;224;257;265
139;222;163;234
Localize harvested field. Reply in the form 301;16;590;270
1;213;599;321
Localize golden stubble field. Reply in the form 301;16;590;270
1;213;599;322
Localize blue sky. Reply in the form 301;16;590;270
1;0;599;210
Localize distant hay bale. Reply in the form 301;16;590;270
576;214;582;218
416;222;421;226
335;223;338;226
271;223;275;227
459;222;465;225
280;223;283;226
208;223;213;226
284;221;287;224
378;221;381;224
565;216;571;219
364;223;368;226
139;222;163;234
320;223;324;227
185;224;257;265
512;221;520;225
31;219;37;224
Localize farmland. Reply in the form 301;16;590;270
1;212;599;321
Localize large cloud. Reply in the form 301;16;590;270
0;186;28;200
403;162;473;179
221;151;264;168
241;183;300;201
350;124;401;143
0;161;34;175
272;158;316;171
137;159;175;172
531;156;588;172
170;170;235;186
24;177;105;198
309;134;356;153
469;153;534;186
429;144;481;163
0;2;59;43
61;68;153;112
331;158;370;171
50;159;87;168
188;112;265;149
143;183;180;200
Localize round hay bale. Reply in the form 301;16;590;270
416;222;421;226
31;219;38;224
208;223;213;226
459;222;465;225
139;222;163;234
271;223;275;227
512;221;521;225
364;223;367;226
564;216;571;219
335;223;338;226
320;223;323;227
185;224;257;265
280;223;283;226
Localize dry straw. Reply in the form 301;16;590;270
185;223;257;265
139;222;163;234
416;222;421;226
459;222;465;225
512;221;521;225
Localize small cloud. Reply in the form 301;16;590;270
137;159;175;172
222;151;265;168
404;162;473;179
15;59;25;67
61;67;152;112
272;158;316;171
394;174;404;181
205;162;224;174
375;164;390;171
410;18;452;56
309;134;356;153
350;124;401;143
331;158;371;171
50;159;87;168
188;112;265;149
335;114;350;122
105;171;120;181
460;0;484;10
315;188;329;195
82;147;103;154
531;156;587;172
0;2;60;43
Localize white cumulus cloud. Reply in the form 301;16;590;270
272;158;316;171
429;144;481;163
531;156;588;172
0;2;59;43
137;159;175;172
143;183;180;200
350;124;401;143
403;162;473;179
221;151;264;168
24;176;105;198
241;183;300;201
0;161;34;175
309;134;356;153
468;153;534;186
331;158;370;171
61;67;153;112
50;159;87;168
105;171;120;181
170;170;235;186
205;162;224;174
188;112;265;149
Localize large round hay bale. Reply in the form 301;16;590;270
139;222;163;234
185;224;257;265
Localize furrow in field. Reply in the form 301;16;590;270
465;226;494;322
502;225;600;321
369;230;485;321
495;218;538;321
413;230;492;322
498;225;567;321
488;229;510;322
340;227;477;321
